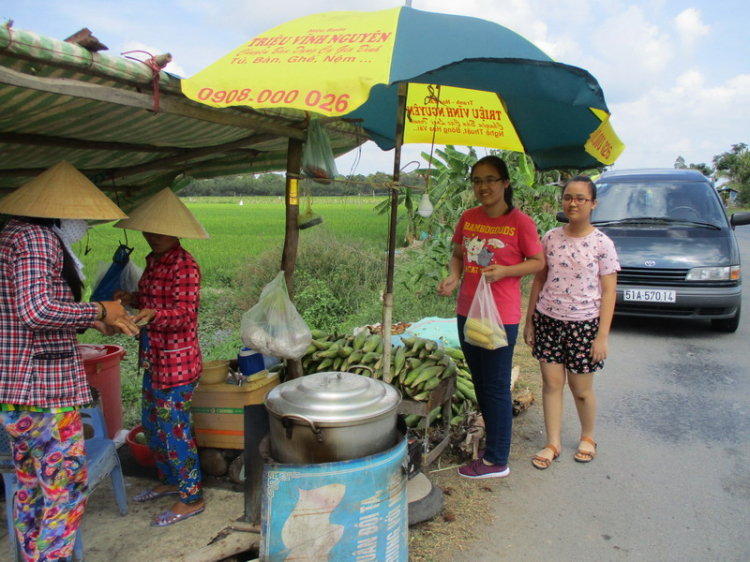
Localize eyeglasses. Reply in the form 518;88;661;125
562;195;592;204
471;177;505;188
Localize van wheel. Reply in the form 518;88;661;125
711;306;741;333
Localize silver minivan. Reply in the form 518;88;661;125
591;169;750;332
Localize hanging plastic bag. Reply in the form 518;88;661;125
120;260;144;293
240;271;312;360
90;245;139;301
298;188;323;230
302;117;337;184
463;275;508;350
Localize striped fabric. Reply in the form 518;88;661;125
0;26;366;207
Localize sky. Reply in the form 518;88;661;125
5;0;749;176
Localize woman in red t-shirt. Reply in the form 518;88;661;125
438;155;544;479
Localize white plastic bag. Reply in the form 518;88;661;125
120;260;143;293
463;275;508;350
240;271;312;360
301;117;337;184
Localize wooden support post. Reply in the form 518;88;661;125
382;83;408;383
282;137;303;379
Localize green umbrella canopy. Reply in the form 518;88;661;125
183;6;622;170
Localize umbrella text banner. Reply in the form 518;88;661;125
182;9;403;116
404;84;526;153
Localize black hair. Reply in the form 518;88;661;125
562;175;597;201
26;217;84;302
470;155;514;211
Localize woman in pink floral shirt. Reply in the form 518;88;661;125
524;176;619;470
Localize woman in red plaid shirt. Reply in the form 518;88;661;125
0;161;137;562
113;188;210;527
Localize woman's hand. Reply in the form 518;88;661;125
437;275;459;297
132;308;156;326
92;320;115;336
100;300;140;336
112;290;134;307
523;321;535;347
590;335;608;363
482;265;510;283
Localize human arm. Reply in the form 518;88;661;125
523;265;548;347
12;228;135;334
112;289;139;308
590;272;617;362
482;251;544;283
437;243;464;297
95;300;140;336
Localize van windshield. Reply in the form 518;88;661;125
592;179;728;227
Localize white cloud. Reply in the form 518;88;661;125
588;5;675;100
610;71;750;169
674;8;710;53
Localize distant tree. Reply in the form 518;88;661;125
674;156;687;169
713;143;750;205
689;162;713;179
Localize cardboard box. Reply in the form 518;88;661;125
192;371;279;449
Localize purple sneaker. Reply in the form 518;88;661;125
458;458;510;479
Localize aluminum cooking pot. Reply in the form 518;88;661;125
264;371;401;464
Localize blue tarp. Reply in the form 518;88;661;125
391;317;459;349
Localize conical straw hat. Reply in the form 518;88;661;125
0;161;127;220
114;188;209;239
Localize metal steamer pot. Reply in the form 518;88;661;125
264;371;401;464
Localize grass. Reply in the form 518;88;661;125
78;195;396;289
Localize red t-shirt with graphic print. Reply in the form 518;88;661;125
452;206;542;324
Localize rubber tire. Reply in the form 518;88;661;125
711;305;741;333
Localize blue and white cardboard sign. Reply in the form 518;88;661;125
260;439;408;562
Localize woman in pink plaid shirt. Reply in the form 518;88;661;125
113;188;210;528
0;162;137;562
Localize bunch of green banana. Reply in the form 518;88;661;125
300;329;385;375
300;330;480;429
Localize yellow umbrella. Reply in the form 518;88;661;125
183;6;625;380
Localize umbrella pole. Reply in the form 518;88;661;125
282;137;303;379
382;83;408;384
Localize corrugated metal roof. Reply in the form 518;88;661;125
0;25;367;210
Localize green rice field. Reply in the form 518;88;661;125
79;195;401;290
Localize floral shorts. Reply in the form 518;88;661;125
531;311;604;374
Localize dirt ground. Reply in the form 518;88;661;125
0;357;542;562
0;446;257;562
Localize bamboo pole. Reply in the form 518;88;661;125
382;83;408;384
282;137;303;379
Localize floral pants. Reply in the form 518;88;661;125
141;370;203;503
0;409;88;562
531;311;604;373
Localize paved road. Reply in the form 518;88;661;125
455;224;750;562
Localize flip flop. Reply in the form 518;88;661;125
133;489;180;503
151;505;205;527
531;444;560;470
574;436;597;463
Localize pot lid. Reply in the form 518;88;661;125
264;371;401;425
